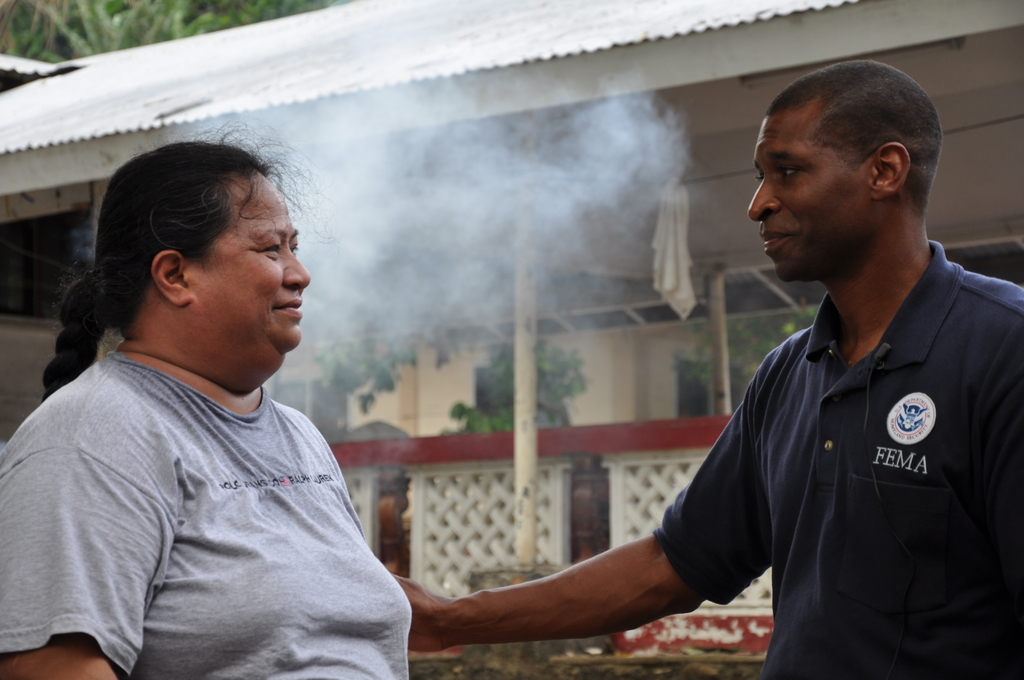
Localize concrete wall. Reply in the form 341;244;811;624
632;323;706;422
549;329;637;426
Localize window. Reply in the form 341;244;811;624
675;357;710;418
0;210;93;318
474;365;506;414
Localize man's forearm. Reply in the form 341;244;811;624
405;535;704;649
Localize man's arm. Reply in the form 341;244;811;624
0;634;117;680
398;535;704;652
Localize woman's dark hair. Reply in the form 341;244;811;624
41;140;278;401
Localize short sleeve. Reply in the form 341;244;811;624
0;448;174;674
654;396;773;604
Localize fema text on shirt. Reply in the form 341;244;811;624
873;446;928;475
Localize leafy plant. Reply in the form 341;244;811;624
677;307;818;412
0;0;333;61
449;401;511;434
448;340;587;434
726;307;817;382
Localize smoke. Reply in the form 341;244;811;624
217;80;690;346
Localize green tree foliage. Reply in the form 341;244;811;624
449;400;511;434
0;0;333;62
725;307;817;384
449;341;587;434
316;338;417;416
676;307;817;412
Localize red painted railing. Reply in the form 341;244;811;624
329;415;732;468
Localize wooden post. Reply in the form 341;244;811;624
569;453;609;563
514;113;539;567
378;467;410;577
708;267;732;415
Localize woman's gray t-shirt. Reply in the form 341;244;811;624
0;353;411;679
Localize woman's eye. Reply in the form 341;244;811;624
754;174;764;182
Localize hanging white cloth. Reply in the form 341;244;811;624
652;179;697;320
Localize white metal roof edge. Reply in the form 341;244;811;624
0;0;861;155
0;53;61;76
59;0;855;73
3;0;1023;161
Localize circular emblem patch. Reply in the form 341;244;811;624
887;392;936;445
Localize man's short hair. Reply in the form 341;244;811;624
766;60;942;213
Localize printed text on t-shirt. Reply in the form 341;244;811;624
219;473;337;490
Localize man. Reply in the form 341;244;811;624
400;61;1024;678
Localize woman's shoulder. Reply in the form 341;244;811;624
7;360;117;448
1;357;181;487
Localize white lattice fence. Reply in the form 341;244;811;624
340;466;379;554
408;459;569;597
605;450;773;613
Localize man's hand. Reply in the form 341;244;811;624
395;575;457;652
397;535;704;650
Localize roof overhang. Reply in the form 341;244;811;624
2;0;1022;194
0;54;60;78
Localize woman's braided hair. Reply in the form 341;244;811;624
41;140;276;401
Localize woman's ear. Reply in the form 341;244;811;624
869;141;912;202
150;250;196;307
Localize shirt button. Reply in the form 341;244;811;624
824;440;834;451
832;394;842;402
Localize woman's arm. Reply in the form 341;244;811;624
0;634;116;680
399;535;704;651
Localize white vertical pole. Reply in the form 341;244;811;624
708;267;732;415
514;113;538;566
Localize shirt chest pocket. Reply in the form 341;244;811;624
837;474;950;614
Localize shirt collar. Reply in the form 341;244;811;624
804;241;963;369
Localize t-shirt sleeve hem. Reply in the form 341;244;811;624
0;614;137;675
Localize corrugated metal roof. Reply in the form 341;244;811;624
0;53;58;77
0;0;857;155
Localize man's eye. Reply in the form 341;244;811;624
754;174;764;182
780;168;797;177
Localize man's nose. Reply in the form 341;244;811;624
748;182;778;223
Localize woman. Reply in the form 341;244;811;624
0;142;411;679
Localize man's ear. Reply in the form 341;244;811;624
150;250;196;307
869;142;911;202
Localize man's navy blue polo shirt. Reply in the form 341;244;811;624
656;242;1024;678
